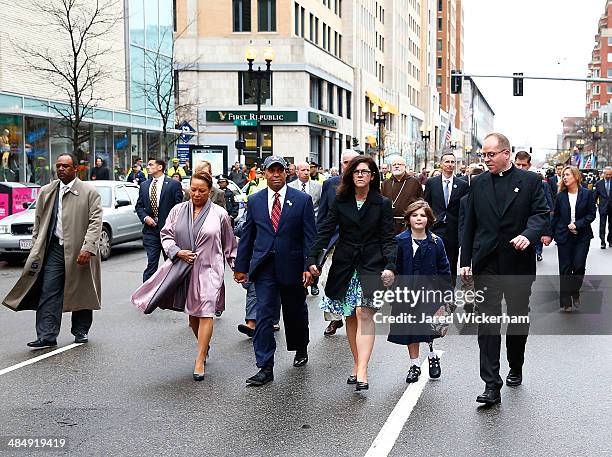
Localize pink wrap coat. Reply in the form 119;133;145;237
131;201;237;317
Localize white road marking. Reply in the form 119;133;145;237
0;343;83;376
365;350;444;457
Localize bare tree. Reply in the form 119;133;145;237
138;26;198;156
14;0;121;158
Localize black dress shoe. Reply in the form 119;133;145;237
74;333;88;344
347;375;357;384
246;367;274;386
428;356;441;379
310;284;319;296
355;381;369;391
27;339;57;350
506;369;522;387
476;388;501;405
601;243;607;249
405;365;421;383
324;319;343;336
293;349;308;367
238;324;254;338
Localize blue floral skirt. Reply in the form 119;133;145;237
320;271;379;317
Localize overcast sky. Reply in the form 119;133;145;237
463;0;604;164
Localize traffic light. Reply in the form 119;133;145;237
513;72;524;96
451;70;463;94
235;139;246;150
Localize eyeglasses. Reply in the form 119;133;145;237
353;169;372;176
478;149;508;159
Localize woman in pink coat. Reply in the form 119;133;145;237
131;170;237;381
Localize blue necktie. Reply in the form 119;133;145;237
606;180;610;197
443;179;450;208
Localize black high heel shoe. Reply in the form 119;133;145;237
347;375;357;385
355;381;369;391
193;360;205;381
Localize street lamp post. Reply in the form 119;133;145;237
465;145;472;166
590;125;605;168
420;126;431;170
373;104;388;167
246;44;275;160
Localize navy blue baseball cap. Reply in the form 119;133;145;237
263;155;287;170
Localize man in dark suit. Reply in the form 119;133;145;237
135;158;183;282
234;155;316;386
594;166;612;249
548;162;564;202
317;150;359;336
461;133;549;406
424;152;469;286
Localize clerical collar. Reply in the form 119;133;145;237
496;164;514;177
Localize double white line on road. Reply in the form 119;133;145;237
0;343;83;377
364;351;444;457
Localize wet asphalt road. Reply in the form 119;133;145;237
0;235;610;457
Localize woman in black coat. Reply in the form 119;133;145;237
551;166;596;312
308;156;397;391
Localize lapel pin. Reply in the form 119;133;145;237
514;187;519;193
453;184;457;188
73;190;79;195
287;200;293;206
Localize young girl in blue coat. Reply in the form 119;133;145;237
388;199;452;383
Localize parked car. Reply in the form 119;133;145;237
0;181;142;264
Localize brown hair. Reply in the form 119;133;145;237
195;160;212;174
558;166;582;193
403;199;436;230
336;155;380;199
190;170;213;189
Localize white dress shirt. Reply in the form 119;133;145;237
267;185;287;218
298;179;310;194
441;174;454;205
568;191;578;223
54;178;76;244
149;175;164;207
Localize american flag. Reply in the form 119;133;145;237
585;156;593;168
445;123;452;145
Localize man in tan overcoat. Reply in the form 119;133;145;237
3;153;102;349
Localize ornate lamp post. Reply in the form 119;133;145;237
373;104;388;167
246;43;275;160
590;125;605;168
420;126;431;170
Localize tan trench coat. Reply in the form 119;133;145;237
2;179;103;312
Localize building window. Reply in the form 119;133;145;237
301;7;305;37
233;0;251;32
593;85;601;95
339;0;342;17
239;71;272;105
436;75;442;87
437;57;442;69
339;34;342;59
323;23;327;49
437;39;443;52
309;13;314;41
327;26;331;52
607;69;612;78
334;31;338;56
337;87;343;117
437;17;443;30
258;0;276;32
608;84;612;94
608;37;612;46
346;91;351;119
315;18;319;44
327;83;334;114
294;2;299;35
438;0;443;12
310;76;323;110
334;0;338;14
594;101;600;110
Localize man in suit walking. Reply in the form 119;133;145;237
234;155;316;386
4;154;102;348
548;162;564;202
461;133;549;405
135;158;183;282
424;152;469;286
594;166;612;249
289;161;322;295
318;150;359;336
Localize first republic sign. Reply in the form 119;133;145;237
206;110;298;123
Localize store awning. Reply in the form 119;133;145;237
366;90;398;114
366;135;377;146
366;90;381;107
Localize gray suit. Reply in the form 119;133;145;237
289;179;322;220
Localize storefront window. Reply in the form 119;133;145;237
0;114;23;182
309;128;323;164
25;117;50;184
131;129;145;162
49;121;70;183
75;126;92;181
147;131;160;157
94;126;113;179
114;128;130;180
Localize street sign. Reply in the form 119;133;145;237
233;119;258;127
179;121;196;142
